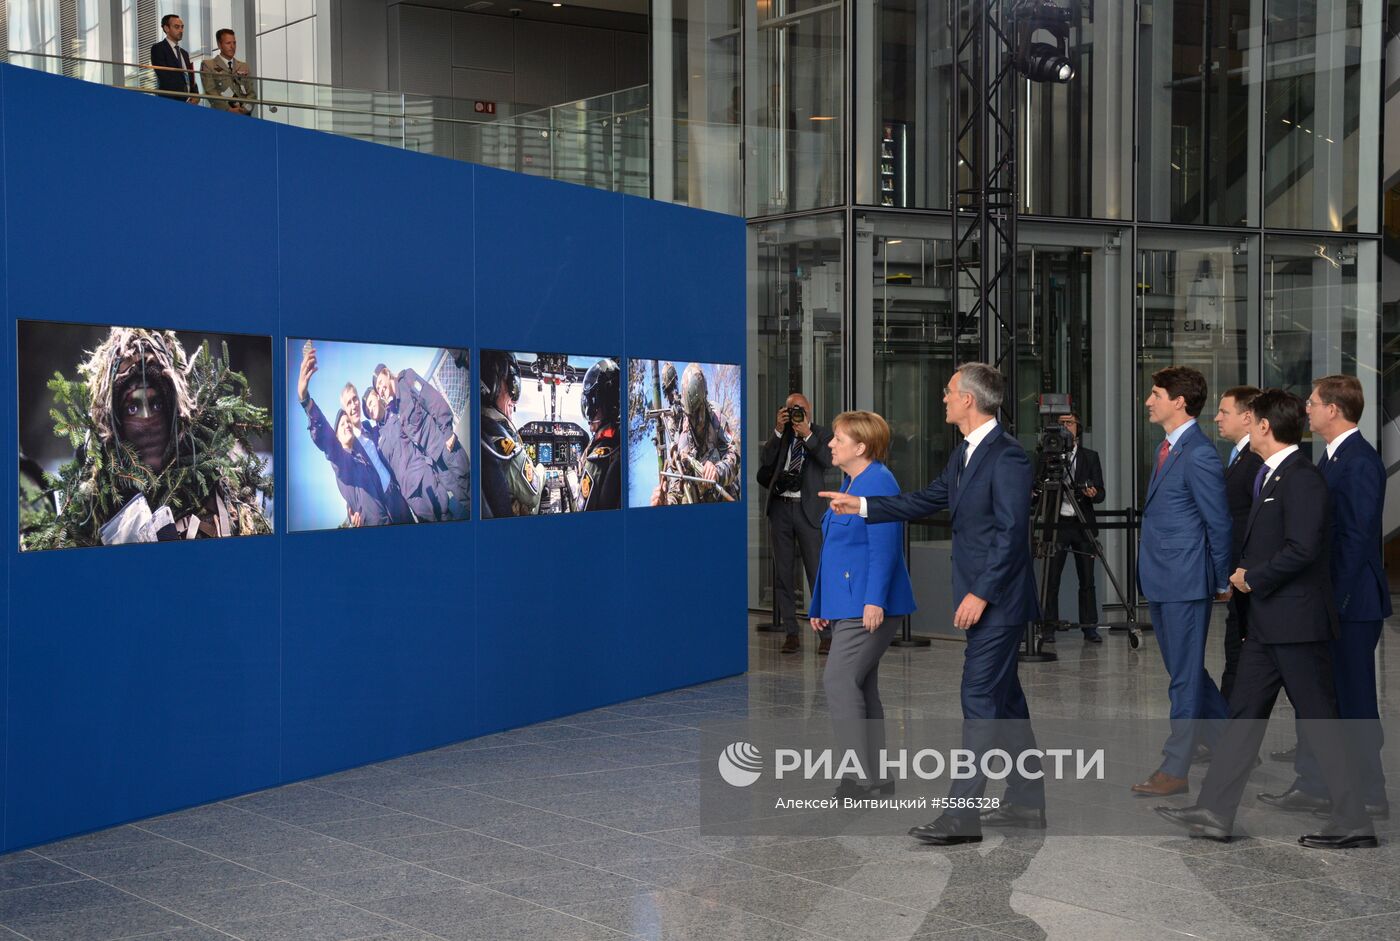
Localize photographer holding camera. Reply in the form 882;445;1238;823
760;393;835;653
1042;413;1106;643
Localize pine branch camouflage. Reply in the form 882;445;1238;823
20;339;273;550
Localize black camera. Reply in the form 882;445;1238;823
788;405;806;425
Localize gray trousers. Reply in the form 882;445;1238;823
823;616;898;784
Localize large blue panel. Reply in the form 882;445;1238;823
2;68;281;848
275;126;477;779
621;198;748;693
0;63;10;850
472;166;628;733
0;65;747;851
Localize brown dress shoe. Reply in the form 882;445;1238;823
818;636;831;655
1131;770;1189;797
781;635;800;653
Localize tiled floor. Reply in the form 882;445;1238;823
2;612;1398;941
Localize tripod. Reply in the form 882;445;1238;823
1025;461;1141;661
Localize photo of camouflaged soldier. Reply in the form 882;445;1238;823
627;359;741;507
18;321;274;551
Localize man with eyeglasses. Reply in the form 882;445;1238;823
1258;375;1391;821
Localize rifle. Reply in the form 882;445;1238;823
659;455;737;502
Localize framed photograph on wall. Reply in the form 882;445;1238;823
627;359;741;507
479;350;622;516
286;339;471;532
17;320;275;551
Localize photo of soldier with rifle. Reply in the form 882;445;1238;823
627;359;742;507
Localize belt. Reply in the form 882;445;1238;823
779;492;802;501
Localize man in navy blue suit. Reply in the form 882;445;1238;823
822;363;1043;845
1258;374;1392;819
1133;366;1233;798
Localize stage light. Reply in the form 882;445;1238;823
1012;0;1077;85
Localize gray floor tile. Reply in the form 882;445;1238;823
3;897;199;940
1216;878;1400;921
362;885;542;930
291;862;467;903
305;813;458;845
237;844;404;880
537;834;698;868
0;879;133;921
41;840;221;878
158;880;327;927
468;810;627;847
219;902;405;941
422;845;592;884
0;856;85;892
486;863;656;907
560;889;832;941
599;853;773;891
103;860;278;899
358;829;515;863
438;907;631;941
34;826;168;858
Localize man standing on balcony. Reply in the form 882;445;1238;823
150;15;198;104
201;29;256;115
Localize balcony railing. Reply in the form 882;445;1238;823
4;50;652;198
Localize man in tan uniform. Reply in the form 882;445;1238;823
201;29;256;114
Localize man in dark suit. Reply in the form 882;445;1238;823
761;392;835;654
1156;389;1376;849
1043;412;1106;643
1133;366;1233;797
1212;385;1264;702
150;14;199;103
1260;375;1392;818
823;363;1043;845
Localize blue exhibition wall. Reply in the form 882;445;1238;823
0;65;747;851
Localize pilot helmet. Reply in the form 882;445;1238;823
480;350;521;404
581;358;620;425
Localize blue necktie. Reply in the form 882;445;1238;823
953;441;968;487
1228;446;1239;468
1252;465;1269;499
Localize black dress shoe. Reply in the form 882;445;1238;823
1257;787;1331;814
833;778;868;800
980;804;1047;829
1082;628;1102;644
909;814;982;845
1299;827;1379;850
780;635;800;654
1190;744;1212;765
1269;745;1297;763
1154;804;1233;841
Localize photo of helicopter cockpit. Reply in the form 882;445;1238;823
479;349;623;517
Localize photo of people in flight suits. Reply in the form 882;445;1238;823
479;350;622;516
287;338;471;531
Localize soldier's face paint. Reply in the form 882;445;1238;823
119;381;171;472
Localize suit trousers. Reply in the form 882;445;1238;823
823;617;898;785
1150;599;1228;777
946;621;1045;817
1045;522;1099;625
1199;639;1369;829
1221;592;1250;703
1293;619;1387;805
770;497;822;636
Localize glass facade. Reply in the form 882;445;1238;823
728;0;1389;610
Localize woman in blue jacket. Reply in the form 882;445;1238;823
810;410;917;798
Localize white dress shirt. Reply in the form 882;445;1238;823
1260;443;1299;491
1325;426;1360;461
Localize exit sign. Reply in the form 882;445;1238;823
474;100;497;115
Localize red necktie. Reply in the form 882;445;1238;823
1155;439;1171;475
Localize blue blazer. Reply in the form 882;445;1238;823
1322;431;1392;622
866;425;1039;627
811;461;917;620
1137;421;1233;603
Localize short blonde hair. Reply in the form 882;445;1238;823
832;410;891;463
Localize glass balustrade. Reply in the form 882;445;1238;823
4;50;655;199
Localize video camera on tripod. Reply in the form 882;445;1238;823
1023;393;1141;660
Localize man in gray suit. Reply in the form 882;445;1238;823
761;392;834;654
200;29;256;115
